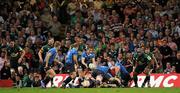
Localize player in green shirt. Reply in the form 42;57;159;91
38;38;54;78
142;47;158;87
38;38;54;64
133;47;157;87
7;40;25;69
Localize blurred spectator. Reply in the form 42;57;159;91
22;72;33;87
48;15;62;40
0;50;7;72
32;72;41;87
41;8;52;24
159;38;173;69
173;51;180;73
0;61;11;79
124;52;133;73
164;62;175;74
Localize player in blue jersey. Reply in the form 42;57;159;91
115;53;132;87
38;38;54;65
41;41;61;88
81;47;96;70
90;63;121;87
65;43;79;73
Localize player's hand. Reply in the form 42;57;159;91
45;64;48;69
75;65;78;72
156;65;160;69
45;65;48;68
84;64;88;68
76;64;79;68
44;66;49;71
18;58;22;64
75;64;79;71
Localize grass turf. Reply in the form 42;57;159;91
0;88;180;93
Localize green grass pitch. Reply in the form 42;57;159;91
0;88;180;93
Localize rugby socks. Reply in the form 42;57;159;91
51;78;54;87
124;74;131;87
62;77;72;88
16;81;19;87
16;80;22;88
43;76;51;85
133;75;138;87
142;75;150;87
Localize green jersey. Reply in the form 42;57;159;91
7;45;23;61
134;53;152;65
40;44;52;60
145;52;153;58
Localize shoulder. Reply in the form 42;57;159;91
44;45;51;49
42;45;47;49
82;51;86;55
49;48;56;52
16;45;23;50
72;48;78;52
90;53;95;57
43;44;49;48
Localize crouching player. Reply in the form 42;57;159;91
133;48;157;87
115;57;132;87
81;47;96;70
90;63;121;87
107;53;132;87
41;41;61;88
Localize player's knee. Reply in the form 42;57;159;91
48;69;56;77
144;71;150;75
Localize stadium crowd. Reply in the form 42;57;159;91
0;0;180;88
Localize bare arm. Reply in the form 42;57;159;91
4;50;7;61
92;58;96;64
38;48;43;63
18;48;25;63
133;61;138;72
152;54;158;67
81;58;87;67
20;49;25;59
73;55;79;66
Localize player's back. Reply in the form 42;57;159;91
66;48;78;64
96;66;109;73
45;47;57;65
81;51;95;62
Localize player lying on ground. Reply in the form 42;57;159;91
107;52;132;87
61;63;121;88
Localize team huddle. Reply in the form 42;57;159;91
39;37;158;88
